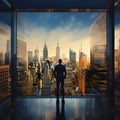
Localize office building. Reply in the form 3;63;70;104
5;40;11;65
34;48;39;63
28;51;33;63
17;68;33;95
69;49;76;68
42;42;51;95
90;13;107;94
56;42;60;62
0;65;10;100
17;39;28;70
79;51;88;69
64;67;74;95
91;45;107;93
0;52;4;65
43;41;48;61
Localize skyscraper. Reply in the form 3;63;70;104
43;41;48;61
43;60;50;85
90;13;107;94
0;52;4;65
5;40;11;65
56;42;60;62
43;42;50;84
0;65;10;99
69;49;76;68
17;39;30;95
42;42;51;95
17;39;28;69
28;51;33;63
79;51;88;69
34;48;39;63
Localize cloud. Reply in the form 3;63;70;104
0;22;10;40
0;22;10;53
17;13;93;62
20;25;91;61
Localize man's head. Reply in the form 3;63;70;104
58;59;62;63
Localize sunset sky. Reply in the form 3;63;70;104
17;12;101;62
1;12;120;63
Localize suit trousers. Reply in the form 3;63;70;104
56;79;64;99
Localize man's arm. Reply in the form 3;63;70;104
54;66;57;78
64;66;66;79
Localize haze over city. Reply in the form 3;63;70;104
17;12;102;62
1;12;120;62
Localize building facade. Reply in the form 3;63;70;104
0;65;10;100
56;42;60;62
43;41;48;61
69;49;76;69
90;13;107;94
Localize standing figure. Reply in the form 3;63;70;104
54;59;66;99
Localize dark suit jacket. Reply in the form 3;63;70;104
54;63;66;80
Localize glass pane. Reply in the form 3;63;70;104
90;13;107;95
17;12;107;97
0;12;11;102
115;12;120;109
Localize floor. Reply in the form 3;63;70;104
0;96;120;120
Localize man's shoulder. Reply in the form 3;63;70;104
55;63;65;67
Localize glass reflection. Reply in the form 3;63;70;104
90;13;107;95
115;12;120;110
56;99;65;120
0;12;11;103
16;12;109;96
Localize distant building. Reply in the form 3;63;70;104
56;42;60;62
69;49;76;68
17;39;31;95
5;40;11;65
17;68;33;95
0;65;11;99
62;54;68;65
79;51;88;69
43;41;48;61
34;48;39;63
64;67;74;95
43;41;50;85
42;42;51;95
43;60;50;85
17;39;28;70
28;51;33;63
0;52;4;65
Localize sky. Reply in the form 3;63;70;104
17;12;101;62
1;12;120;63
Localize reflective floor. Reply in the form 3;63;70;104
0;96;120;120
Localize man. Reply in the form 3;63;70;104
54;59;66;99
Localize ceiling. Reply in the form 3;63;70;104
0;0;120;11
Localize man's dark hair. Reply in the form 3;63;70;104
58;59;62;63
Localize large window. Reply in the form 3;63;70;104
0;12;11;102
16;12;108;96
114;12;120;109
